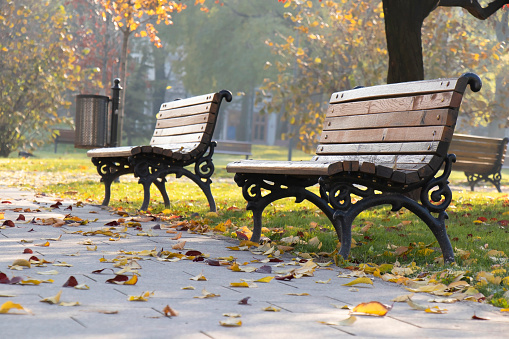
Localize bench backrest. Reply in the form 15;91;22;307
147;90;232;160
449;133;508;175
312;73;481;184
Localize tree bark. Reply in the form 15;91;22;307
438;0;509;20
382;0;439;83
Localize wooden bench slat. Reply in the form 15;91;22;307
329;77;468;104
154;123;211;138
323;108;456;131
226;160;343;176
320;126;453;144
87;146;135;158
159;92;219;110
327;92;461;118
156;113;216;129
452;162;498;173
150;133;211;145
316;141;448;156
157;102;218;120
451;133;504;143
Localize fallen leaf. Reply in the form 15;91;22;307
181;286;195;290
74;284;90;290
127;291;153;301
59;301;80;307
40;290;62;304
319;315;357;326
351;301;391;316
194;288;220;299
172;241;186;250
255;276;274;283
425;306;448;314
63;276;78;287
238;297;251;305
392;294;414;302
316;279;332;284
124;275;138;285
342;277;373;287
219;318;242;327
0;300;29;314
262;306;281;312
472;314;490;320
106;275;129;284
35;241;50;247
11;259;31;268
190;273;207;281
37;270;59;275
406;299;428;311
163;305;178;317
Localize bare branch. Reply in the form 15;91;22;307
438;0;509;20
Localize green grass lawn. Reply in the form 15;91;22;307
2;144;509;308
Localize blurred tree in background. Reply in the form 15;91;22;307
0;1;81;157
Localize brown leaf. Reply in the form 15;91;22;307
2;220;15;227
472;314;490;320
106;275;129;284
23;248;33;254
172;241;186;250
163;305;179;317
63;276;78;287
238;297;251;305
16;214;25;221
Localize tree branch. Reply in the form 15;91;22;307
438;0;509;20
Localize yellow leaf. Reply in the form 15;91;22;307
124;275;138;285
230;281;250;287
11;259;31;268
128;291;153;301
194;288;220;299
40;290;62;304
316;279;331;284
181;286;195;290
319;315;357;326
287;293;309;296
351;301;390;316
255;276;274;283
59;301;80;307
190;273;207;281
74;284;89;290
219;318;242;327
501;308;509;312
342;277;373;286
87;245;97;251
20;279;42;285
425;306;448;314
0;301;29;314
223;313;241;318
262;306;280;312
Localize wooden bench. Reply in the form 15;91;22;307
227;73;482;263
53;129;75;153
449;133;508;192
87;90;232;211
214;140;252;159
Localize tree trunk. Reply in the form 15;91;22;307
382;0;439;83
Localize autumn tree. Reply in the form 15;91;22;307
95;0;196;145
261;1;387;151
0;1;81;157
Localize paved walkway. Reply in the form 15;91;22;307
0;186;508;339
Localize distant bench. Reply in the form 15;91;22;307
87;90;232;212
227;73;482;263
449;133;508;192
53;129;75;153
214;140;252;159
